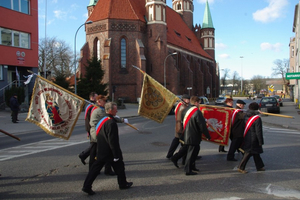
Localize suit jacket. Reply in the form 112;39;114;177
96;114;123;162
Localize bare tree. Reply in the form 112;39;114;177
232;71;240;95
39;37;73;78
251;75;266;95
272;59;289;95
220;68;230;94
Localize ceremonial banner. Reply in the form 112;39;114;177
26;76;85;140
199;105;233;146
138;74;179;123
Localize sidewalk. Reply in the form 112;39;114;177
1;100;300;135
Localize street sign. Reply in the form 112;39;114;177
286;72;300;80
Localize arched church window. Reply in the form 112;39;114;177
97;40;100;60
177;3;181;10
121;38;127;68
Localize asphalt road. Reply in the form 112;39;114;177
1;116;300;200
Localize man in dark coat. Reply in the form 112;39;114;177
78;92;97;165
219;97;233;152
10;93;19;123
82;102;132;195
181;96;211;175
237;102;265;174
227;99;246;161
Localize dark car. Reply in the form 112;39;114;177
272;95;283;106
199;96;209;105
259;97;280;113
256;94;265;98
215;96;226;105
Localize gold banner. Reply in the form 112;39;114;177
138;74;179;123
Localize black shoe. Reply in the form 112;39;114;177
105;171;116;176
219;150;227;153
192;168;199;172
12;121;18;123
78;154;86;165
171;158;179;168
166;156;171;159
119;182;133;190
82;187;96;195
227;158;238;161
186;172;197;176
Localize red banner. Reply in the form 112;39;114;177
199;105;233;146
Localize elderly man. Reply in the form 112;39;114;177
82;102;133;195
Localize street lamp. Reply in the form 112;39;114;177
164;52;178;88
74;20;93;94
240;56;244;93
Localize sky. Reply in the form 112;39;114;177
38;0;298;80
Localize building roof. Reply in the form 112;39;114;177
202;0;214;29
87;0;146;22
166;7;213;60
88;0;213;61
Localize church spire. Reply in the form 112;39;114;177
88;0;98;7
202;0;214;28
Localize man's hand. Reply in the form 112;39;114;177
123;118;129;124
113;158;119;162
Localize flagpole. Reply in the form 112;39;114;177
0;129;21;141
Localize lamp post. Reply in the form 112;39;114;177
164;52;178;88
240;56;244;93
74;20;93;94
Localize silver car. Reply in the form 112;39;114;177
215;96;226;105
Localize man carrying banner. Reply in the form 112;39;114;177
82;102;133;195
79;92;98;165
219;98;233;153
227;99;246;161
166;94;190;159
237;102;265;174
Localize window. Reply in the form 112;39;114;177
0;0;29;14
97;40;100;60
0;27;30;48
120;38;126;68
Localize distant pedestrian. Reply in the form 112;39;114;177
82;102;133;195
10;93;19;123
237;102;265;174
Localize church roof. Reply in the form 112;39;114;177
87;0;146;22
202;0;214;28
166;7;213;60
88;0;213;60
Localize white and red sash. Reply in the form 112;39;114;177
231;109;242;125
243;115;260;137
174;102;183;119
183;107;198;131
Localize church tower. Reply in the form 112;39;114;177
145;0;167;82
87;0;98;17
200;0;215;59
172;0;194;30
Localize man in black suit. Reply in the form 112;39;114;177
82;102;132;195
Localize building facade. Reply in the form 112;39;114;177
0;0;38;106
78;0;219;102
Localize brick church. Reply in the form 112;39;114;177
77;0;219;102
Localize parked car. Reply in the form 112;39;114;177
259;97;280;113
272;95;283;106
257;94;265;98
199;96;209;105
215;96;226;105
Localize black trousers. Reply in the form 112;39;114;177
184;145;200;173
11;110;18;122
80;142;93;161
166;137;180;158
83;159;127;189
171;145;188;163
227;137;243;160
238;152;264;170
88;142;114;173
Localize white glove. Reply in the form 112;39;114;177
113;158;119;162
123;118;129;124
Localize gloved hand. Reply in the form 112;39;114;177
123;118;129;124
113;158;119;162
